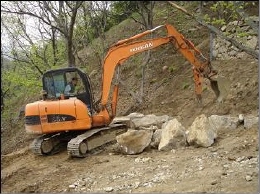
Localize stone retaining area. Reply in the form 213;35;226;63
212;16;259;60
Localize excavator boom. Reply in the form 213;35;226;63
97;24;221;124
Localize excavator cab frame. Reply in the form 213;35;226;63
42;67;94;115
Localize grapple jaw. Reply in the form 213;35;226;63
209;74;230;103
202;62;230;103
210;79;220;99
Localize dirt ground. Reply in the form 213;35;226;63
1;56;259;193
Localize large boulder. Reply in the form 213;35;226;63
130;114;172;129
158;118;187;151
186;114;217;147
116;129;153;154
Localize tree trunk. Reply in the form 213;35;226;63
67;38;75;67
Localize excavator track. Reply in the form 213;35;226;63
29;134;63;155
29;132;78;156
67;123;127;158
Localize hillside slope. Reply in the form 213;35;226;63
1;1;259;193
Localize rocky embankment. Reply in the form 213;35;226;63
213;17;259;60
66;113;259;193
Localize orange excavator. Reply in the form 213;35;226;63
25;24;223;157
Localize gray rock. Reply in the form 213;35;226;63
187;114;217;147
116;129;153;154
158;118;187;151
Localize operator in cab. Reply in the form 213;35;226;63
64;77;78;95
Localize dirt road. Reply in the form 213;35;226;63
1;124;258;193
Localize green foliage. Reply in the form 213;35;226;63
203;1;258;46
182;82;190;90
110;1;139;23
135;68;143;79
155;8;168;18
149;78;157;84
204;2;241;27
76;1;141;46
212;18;226;26
30;40;67;70
1;59;42;121
2;62;42;93
237;32;250;38
1;34;68;120
162;77;168;84
54;41;67;65
168;65;177;74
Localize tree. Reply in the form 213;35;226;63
83;1;112;61
113;1;156;104
1;43;4;111
112;1;156;30
134;1;156;102
1;1;83;67
110;1;138;25
135;1;156;30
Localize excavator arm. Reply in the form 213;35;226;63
92;24;220;127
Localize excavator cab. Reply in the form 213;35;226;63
42;67;94;115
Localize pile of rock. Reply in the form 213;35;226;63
114;113;258;155
212;16;259;60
